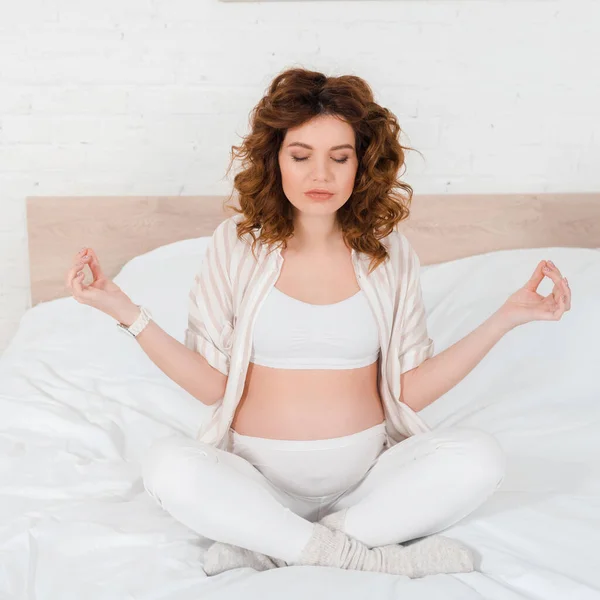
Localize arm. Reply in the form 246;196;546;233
400;308;513;413
119;304;227;406
119;218;234;407
398;256;572;413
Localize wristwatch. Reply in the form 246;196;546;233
116;305;153;338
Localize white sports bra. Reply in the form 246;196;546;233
250;284;380;369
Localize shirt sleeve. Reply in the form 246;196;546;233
184;219;234;377
397;238;435;374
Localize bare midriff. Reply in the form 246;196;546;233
230;239;385;441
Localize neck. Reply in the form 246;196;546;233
290;214;344;252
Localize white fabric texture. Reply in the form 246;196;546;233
249;285;380;369
0;239;598;599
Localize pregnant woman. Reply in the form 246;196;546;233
66;67;571;578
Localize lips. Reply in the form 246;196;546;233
305;191;334;199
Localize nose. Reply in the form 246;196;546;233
310;158;333;182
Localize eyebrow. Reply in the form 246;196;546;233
286;142;355;151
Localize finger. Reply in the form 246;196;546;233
73;247;88;264
549;293;567;320
85;248;105;281
542;262;563;287
66;249;94;291
524;260;547;292
559;277;571;311
538;296;564;321
72;268;98;302
551;277;571;309
65;259;87;290
555;294;567;319
546;286;561;307
546;260;563;279
71;269;87;297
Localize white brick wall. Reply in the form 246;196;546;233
1;0;599;356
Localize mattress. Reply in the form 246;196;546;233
1;238;599;599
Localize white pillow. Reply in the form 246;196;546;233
113;236;212;342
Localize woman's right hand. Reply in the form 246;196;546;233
65;247;138;323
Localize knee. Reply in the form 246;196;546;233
141;434;217;505
445;428;507;492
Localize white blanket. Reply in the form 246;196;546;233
1;239;599;599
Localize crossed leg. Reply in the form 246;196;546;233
321;426;507;548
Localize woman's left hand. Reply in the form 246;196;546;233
497;259;572;330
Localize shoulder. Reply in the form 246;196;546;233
208;215;248;257
387;228;417;264
214;213;252;245
386;228;423;285
208;215;260;279
213;214;241;240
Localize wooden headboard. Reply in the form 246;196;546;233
26;192;600;306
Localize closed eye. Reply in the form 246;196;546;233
292;156;349;164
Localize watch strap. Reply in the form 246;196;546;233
117;306;152;337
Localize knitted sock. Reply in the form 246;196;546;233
202;506;349;576
203;541;287;576
289;523;474;578
203;508;350;575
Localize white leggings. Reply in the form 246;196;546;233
141;423;506;564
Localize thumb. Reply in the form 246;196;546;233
524;260;547;292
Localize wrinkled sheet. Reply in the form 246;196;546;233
1;239;599;600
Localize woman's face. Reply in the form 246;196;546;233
278;114;359;215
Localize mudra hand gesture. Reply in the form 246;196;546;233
497;259;572;329
65;247;137;324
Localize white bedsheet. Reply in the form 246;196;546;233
1;240;599;600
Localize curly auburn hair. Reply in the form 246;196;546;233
222;67;420;276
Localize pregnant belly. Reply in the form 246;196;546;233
231;359;385;441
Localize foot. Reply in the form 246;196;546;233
203;541;287;576
318;510;475;577
290;523;475;578
383;534;475;578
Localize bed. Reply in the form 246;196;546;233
1;192;599;599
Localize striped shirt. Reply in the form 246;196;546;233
185;213;435;451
